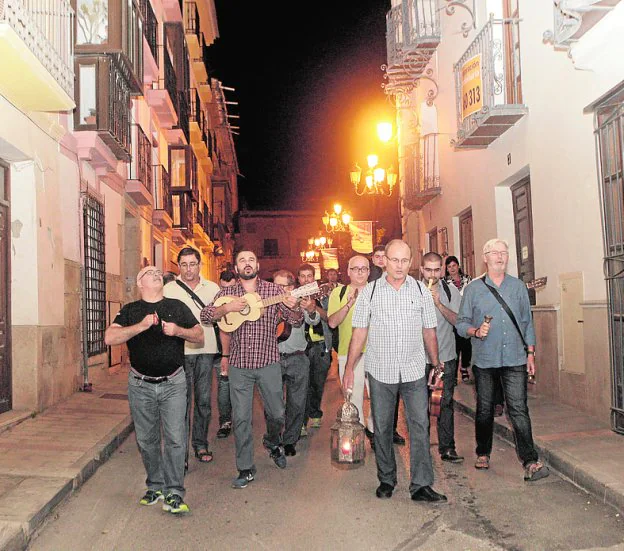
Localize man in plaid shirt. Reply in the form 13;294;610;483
200;249;303;489
343;239;447;503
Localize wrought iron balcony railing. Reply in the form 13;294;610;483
140;0;159;66
153;164;172;217
453;16;526;148
403;133;441;210
383;0;440;97
129;124;153;191
176;89;190;143
184;0;200;38
0;0;74;101
165;48;178;114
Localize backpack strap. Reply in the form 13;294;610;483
440;279;451;302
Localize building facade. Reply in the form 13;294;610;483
0;0;238;415
383;0;624;429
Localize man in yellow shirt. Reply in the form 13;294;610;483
327;255;374;443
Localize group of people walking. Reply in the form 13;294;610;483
104;236;548;515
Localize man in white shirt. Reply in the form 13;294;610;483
164;247;220;464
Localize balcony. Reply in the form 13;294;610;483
0;0;74;111
127;125;153;205
74;54;132;161
403;134;441;210
189;89;209;162
162;0;183;23
172;190;193;244
165;89;190;144
141;0;159;84
383;0;440;97
453;16;527;149
153;164;173;231
543;0;620;49
184;1;201;58
169;145;198;201
145;46;179;128
191;32;208;84
192;200;210;245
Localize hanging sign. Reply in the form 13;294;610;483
349;221;373;254
461;54;483;121
321;248;339;270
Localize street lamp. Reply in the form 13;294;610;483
322;203;352;233
350;155;397;197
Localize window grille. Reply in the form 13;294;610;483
83;195;106;356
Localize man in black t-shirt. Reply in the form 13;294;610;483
105;265;203;515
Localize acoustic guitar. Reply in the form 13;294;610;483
214;282;319;333
276;283;335;342
428;365;444;418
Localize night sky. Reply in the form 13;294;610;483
209;0;400;231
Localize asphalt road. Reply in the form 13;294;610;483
28;364;624;551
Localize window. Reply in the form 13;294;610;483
76;0;109;45
263;239;279;257
83;196;106;356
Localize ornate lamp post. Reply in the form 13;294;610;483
322;203;352;233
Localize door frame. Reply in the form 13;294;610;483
0;159;11;413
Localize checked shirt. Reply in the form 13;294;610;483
352;275;437;384
200;279;303;370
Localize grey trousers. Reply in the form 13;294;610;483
280;352;310;446
369;373;434;494
229;363;285;472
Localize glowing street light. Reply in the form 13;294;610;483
322;203;352;233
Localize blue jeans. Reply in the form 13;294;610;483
473;365;539;466
305;342;331;422
279;352;310;446
128;369;187;497
426;359;459;454
369;374;434;494
184;353;231;452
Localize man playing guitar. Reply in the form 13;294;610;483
200;249;302;489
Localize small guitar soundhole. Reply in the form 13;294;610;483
241;305;251;316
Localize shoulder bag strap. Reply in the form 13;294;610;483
480;276;528;351
175;279;206;309
440;279;451;302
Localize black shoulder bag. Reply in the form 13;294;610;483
479;276;528;352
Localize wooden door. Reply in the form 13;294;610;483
511;178;536;304
0;162;11;413
459;210;475;277
428;227;438;253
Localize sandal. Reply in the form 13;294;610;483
194;449;213;463
460;367;470;382
475;455;490;470
524;461;549;482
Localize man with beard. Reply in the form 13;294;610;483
456;238;548;481
200;249;302;489
420;252;464;463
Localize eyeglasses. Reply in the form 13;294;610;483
349;266;369;274
277;283;294;290
180;262;199;269
387;258;411;265
485;250;509;257
139;269;163;280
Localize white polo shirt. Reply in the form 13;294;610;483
163;277;220;355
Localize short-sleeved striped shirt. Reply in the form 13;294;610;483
351;275;437;384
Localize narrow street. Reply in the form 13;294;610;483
28;362;624;551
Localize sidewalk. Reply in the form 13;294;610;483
0;368;623;550
454;380;624;515
0;368;133;551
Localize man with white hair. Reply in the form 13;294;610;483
105;266;203;514
456;238;548;481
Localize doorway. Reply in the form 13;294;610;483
0;161;11;413
511;177;536;305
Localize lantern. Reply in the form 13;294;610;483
330;392;366;468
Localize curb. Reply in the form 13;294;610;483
454;400;624;515
12;415;134;551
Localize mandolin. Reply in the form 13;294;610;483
215;282;319;333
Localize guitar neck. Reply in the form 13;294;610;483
261;293;290;308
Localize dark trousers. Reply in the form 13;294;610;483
426;359;459;454
305;342;331;422
473;365;539;466
455;332;472;369
279;352;310;445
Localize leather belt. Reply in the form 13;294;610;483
131;366;183;384
280;350;306;358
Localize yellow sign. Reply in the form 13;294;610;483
461;54;483;121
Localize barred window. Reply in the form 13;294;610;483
84;196;106;356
